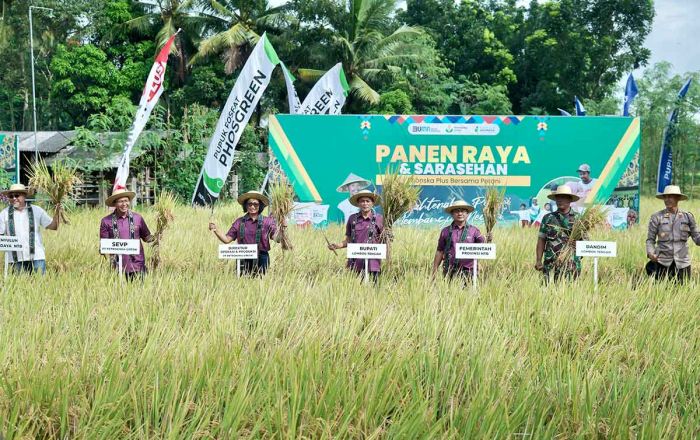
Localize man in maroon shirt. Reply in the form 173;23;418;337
99;189;154;281
327;190;384;282
432;200;491;282
209;190;284;276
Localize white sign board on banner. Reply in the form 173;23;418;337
347;243;387;259
100;239;141;255
0;236;24;252
456;243;497;259
219;244;259;260
575;241;617;257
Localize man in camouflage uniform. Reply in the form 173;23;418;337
535;185;581;282
646;185;700;283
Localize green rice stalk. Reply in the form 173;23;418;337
268;177;295;250
555;205;607;266
483;187;506;235
27;159;82;224
151;190;177;270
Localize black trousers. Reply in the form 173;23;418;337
240;252;269;277
650;261;691;284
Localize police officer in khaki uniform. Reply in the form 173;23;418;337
646;185;700;283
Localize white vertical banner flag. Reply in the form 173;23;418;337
281;61;301;114
298;63;350;115
113;31;179;193
192;33;280;206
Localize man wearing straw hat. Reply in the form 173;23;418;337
535;184;581;282
99;189;154;281
432;200;490;281
209;190;284;276
0;183;60;274
327;189;384;282
336;173;371;224
645;185;700;283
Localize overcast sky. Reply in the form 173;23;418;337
642;0;700;75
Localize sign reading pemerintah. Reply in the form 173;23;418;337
192;33;280;206
269;115;641;228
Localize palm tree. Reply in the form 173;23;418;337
191;0;295;74
124;0;211;83
297;0;428;105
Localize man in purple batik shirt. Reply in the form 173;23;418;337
209;190;284;276
328;190;384;282
432;199;491;282
100;189;154;281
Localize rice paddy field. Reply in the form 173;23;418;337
2;198;700;438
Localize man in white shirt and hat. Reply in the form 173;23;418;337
336;173;371;224
0;183;60;274
646;185;700;283
569;163;598;208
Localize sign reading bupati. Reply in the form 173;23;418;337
347;243;387;259
0;236;24;251
100;239;141;255
575;241;617;257
269;115;641;228
219;244;258;260
456;243;496;260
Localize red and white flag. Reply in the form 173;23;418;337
112;31;179;193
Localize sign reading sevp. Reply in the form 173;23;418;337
100;239;141;255
219;244;258;260
347;243;387;259
456;243;496;259
576;241;617;257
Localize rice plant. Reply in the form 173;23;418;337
1;197;699;439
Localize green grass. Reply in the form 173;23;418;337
1;198;700;438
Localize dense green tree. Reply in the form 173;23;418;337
509;0;653;113
293;0;435;106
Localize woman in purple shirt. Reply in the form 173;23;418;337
327;190;384;282
209;191;284;276
99;189;154;281
432;200;490;281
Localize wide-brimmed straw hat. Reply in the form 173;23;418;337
547;184;580;202
336;173;371;192
444;200;475;214
656;185;688;201
1;183;34;197
106;189;136;206
237;190;269;208
349;190;379;207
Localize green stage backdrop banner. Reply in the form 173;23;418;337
0;133;19;184
269;115;640;229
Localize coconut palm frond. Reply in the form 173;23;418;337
350;74;380;104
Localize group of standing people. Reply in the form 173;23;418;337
2;181;699;284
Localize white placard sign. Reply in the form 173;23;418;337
576;241;617;257
0;236;25;252
100;239;141;255
219;244;259;260
456;243;497;260
347;243;387;259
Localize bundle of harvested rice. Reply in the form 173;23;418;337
556;204;607;266
28;159;81;224
483;187;505;235
378;170;420;258
268;177;294;250
151;190;177;270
